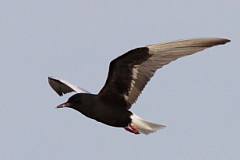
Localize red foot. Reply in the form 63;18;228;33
124;124;140;134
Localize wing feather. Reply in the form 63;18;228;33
99;38;230;108
48;77;90;96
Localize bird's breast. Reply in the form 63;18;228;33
88;104;132;127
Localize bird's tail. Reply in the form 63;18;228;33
130;114;166;135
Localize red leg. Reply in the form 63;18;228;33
124;124;140;134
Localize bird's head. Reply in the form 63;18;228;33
56;93;82;109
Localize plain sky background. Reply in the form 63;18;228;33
1;1;239;160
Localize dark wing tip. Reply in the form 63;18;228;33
48;76;90;96
225;39;231;43
48;77;64;96
201;38;230;48
215;38;231;44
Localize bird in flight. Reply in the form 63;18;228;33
48;38;230;135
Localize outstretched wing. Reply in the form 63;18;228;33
98;38;230;109
48;77;90;96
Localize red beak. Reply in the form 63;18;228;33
55;102;72;109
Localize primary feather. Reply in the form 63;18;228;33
99;38;230;107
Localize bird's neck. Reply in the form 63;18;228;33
72;93;98;118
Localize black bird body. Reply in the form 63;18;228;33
48;38;230;135
66;93;131;127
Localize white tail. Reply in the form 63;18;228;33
131;114;166;135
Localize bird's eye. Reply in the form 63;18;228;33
75;98;80;102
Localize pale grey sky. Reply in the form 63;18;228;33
1;1;239;160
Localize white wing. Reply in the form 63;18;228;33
99;38;230;106
48;77;90;96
